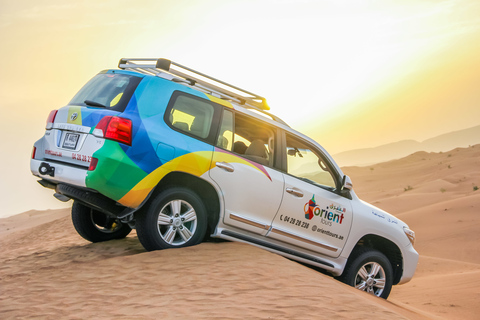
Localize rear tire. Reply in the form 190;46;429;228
136;187;207;251
339;247;393;299
71;201;132;243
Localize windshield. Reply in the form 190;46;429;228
69;72;142;112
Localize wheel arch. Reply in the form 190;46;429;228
139;171;221;237
349;234;404;285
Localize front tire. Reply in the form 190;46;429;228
71;201;132;243
339;247;393;299
136;187;207;251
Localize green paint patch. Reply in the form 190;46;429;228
86;140;148;202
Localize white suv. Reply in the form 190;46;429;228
31;58;418;298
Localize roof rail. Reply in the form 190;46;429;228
118;58;270;111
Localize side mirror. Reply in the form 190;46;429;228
342;175;353;191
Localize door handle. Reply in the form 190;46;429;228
216;161;234;172
286;187;304;198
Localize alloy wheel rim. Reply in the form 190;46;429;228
354;262;386;296
157;199;197;246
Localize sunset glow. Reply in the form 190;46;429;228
1;0;479;216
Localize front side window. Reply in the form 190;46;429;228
167;94;215;139
70;72;141;112
286;134;336;190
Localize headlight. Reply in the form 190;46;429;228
403;227;415;246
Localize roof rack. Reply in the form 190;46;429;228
118;58;270;111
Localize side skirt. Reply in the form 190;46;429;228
220;230;334;269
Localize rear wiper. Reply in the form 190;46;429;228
84;100;107;108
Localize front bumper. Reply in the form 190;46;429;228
398;243;419;285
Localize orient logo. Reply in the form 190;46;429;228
304;196;318;220
304;195;345;226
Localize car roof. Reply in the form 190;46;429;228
117;58;288;122
115;58;343;176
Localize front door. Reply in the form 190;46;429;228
267;134;352;257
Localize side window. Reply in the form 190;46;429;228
286;134;336;190
216;109;234;150
167;94;215;139
230;113;275;167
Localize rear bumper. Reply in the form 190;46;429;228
31;159;88;187
31;159;133;218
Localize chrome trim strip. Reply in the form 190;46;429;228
230;213;269;230
53;123;91;133
270;228;338;252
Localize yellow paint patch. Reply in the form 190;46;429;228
118;151;215;207
67;106;82;125
118;150;271;208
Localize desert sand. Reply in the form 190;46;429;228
1;145;479;319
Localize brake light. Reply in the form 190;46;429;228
93;116;132;145
46;110;58;129
31;146;37;159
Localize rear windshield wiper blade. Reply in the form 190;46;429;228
84;100;107;108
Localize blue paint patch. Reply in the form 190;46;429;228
120;94;163;174
82;108;118;128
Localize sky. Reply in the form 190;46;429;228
1;0;479;217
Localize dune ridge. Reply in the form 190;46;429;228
333;124;480;166
2;144;479;319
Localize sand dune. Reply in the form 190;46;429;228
2;145;479;319
391;255;480;319
1;211;422;319
342;145;480;319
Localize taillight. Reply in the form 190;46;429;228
46;110;58;129
95;116;112;136
93;116;132;145
31;146;37;159
88;157;99;171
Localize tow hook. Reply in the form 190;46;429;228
39;162;55;177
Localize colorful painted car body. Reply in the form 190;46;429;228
31;58;418;299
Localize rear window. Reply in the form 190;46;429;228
69;72;142;112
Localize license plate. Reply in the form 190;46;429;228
63;132;80;150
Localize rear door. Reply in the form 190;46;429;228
209;110;284;236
